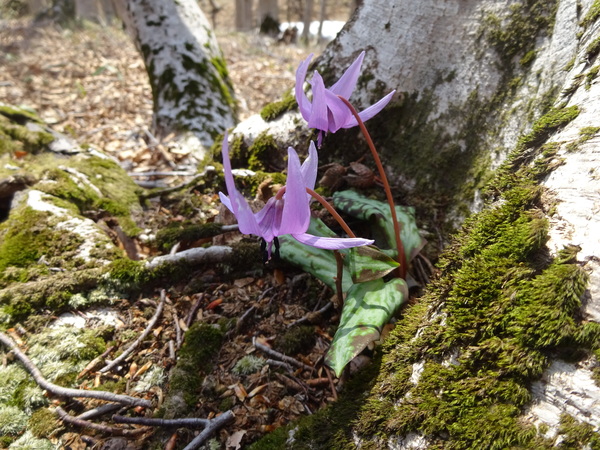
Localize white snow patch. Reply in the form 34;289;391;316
280;20;345;41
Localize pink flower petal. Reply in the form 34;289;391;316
329;51;365;99
324;89;353;132
220;133;261;237
300;141;318;192
343;90;396;128
295;53;313;121
279;148;311;235
307;72;330;131
292;233;374;250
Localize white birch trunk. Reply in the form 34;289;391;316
116;0;236;150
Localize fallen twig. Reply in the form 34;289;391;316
100;290;166;374
182;411;235;450
186;294;203;327
145;246;234;270
113;415;208;428
76;403;123;421
265;358;293;372
55;407;148;436
0;332;151;408
253;337;313;372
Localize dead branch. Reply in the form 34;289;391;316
253;337;313;372
0;332;151;408
55;407;149;436
182;410;235;450
100;290;166;373
76;403;123;420
145;246;234;270
113;415;209;428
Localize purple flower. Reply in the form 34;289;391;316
295;51;395;142
219;133;374;257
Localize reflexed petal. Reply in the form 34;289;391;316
307;72;330;131
292;233;374;249
280;148;310;235
295;53;314;120
300;141;318;191
323;89;353;132
329;51;365;99
221;132;261;237
343;90;396;128
218;192;233;212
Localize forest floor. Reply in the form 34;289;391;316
0;16;372;450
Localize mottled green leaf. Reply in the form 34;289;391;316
278;218;353;292
348;246;399;283
326;278;409;376
333;190;425;261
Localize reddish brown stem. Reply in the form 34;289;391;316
337;96;407;279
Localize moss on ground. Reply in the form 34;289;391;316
163;323;224;416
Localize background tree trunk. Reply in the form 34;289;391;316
257;0;278;24
235;0;254;30
301;0;313;43
115;0;236;152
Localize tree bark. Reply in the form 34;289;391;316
116;0;236;149
301;0;314;43
257;0;278;24
235;0;254;31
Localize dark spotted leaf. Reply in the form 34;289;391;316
333;190;425;261
348;246;399;283
278;218;353;292
326;278;409;376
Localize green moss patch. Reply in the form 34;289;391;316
0;109;54;156
260;89;298;121
581;0;600;28
163;323;224;414
344;107;591;447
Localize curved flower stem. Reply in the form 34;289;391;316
337;96;406;279
306;187;357;238
275;186;357;238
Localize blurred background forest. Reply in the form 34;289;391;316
0;0;356;177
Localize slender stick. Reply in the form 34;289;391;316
0;332;151;408
253;337;313;372
55;407;148;437
113;415;209;428
337;95;407;278
182;411;235;450
100;290;166;373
